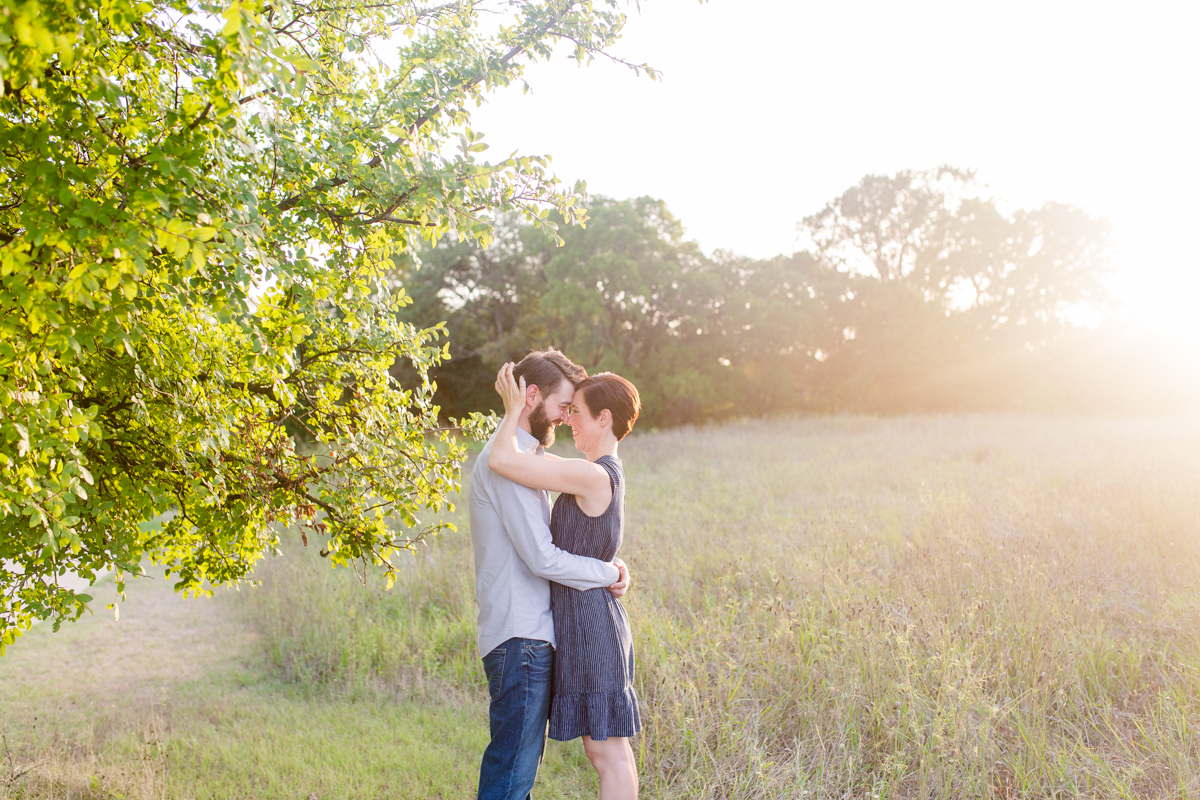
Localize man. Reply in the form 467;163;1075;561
469;348;630;800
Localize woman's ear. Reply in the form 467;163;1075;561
599;408;612;429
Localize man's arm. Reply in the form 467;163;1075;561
488;473;619;590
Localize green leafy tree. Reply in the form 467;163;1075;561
703;250;844;416
396;197;729;426
391;213;556;416
538;196;726;424
397;198;853;424
0;0;649;652
799;167;1113;410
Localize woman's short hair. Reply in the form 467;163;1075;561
576;373;641;440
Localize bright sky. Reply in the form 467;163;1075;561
469;0;1200;343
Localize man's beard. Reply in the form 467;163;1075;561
528;399;556;447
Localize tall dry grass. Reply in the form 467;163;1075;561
244;415;1200;799
245;502;479;697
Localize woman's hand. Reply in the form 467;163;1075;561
494;362;527;417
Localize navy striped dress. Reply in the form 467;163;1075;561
548;454;641;741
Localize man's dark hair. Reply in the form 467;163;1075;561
512;348;587;396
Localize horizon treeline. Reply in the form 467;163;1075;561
394;167;1199;428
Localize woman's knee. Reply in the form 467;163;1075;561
582;736;632;772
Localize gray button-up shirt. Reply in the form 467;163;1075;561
468;426;620;656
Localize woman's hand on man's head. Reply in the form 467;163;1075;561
494;363;527;416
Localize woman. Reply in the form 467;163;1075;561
488;362;642;800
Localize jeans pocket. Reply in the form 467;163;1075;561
483;647;507;700
523;640;554;677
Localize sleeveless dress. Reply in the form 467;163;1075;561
547;454;642;741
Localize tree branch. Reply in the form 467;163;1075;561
274;3;578;213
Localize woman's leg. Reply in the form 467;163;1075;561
581;736;638;800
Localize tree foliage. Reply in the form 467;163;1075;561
802;168;1113;410
802;167;1111;332
399;172;1116;426
0;0;648;652
397;197;734;423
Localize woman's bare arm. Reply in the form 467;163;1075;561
487;365;612;504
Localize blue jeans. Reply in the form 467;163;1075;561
477;637;554;800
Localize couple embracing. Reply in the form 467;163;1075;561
468;348;643;800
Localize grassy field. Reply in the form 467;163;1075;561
3;415;1200;799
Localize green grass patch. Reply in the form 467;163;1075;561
0;602;594;800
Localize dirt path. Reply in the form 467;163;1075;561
1;569;259;736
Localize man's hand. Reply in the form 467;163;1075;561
607;558;631;598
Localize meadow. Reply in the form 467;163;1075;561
3;414;1199;799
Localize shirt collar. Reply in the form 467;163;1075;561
515;425;542;455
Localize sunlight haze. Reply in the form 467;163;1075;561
469;0;1200;345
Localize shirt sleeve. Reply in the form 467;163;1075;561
486;472;620;590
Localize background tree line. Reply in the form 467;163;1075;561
395;166;1198;428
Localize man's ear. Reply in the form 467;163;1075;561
524;382;540;408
